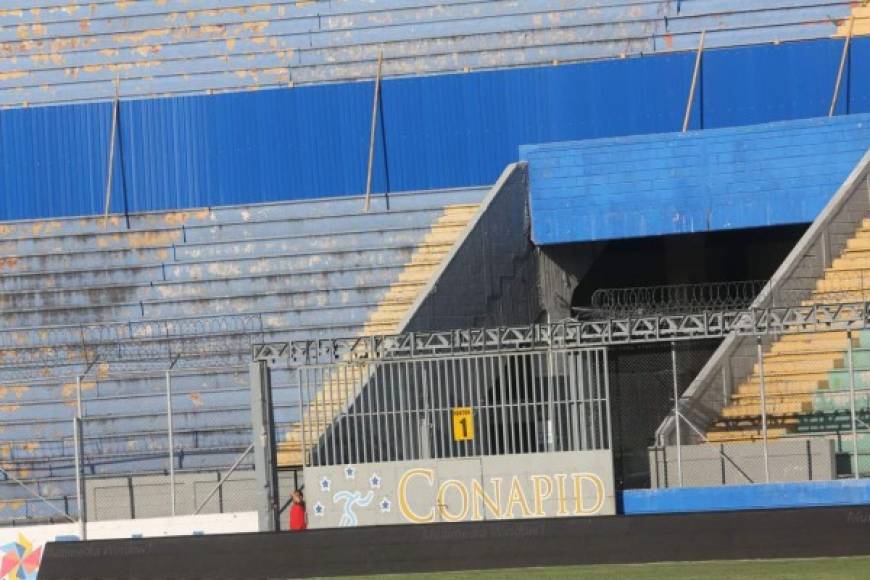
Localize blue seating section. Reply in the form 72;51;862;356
0;187;487;522
0;0;856;107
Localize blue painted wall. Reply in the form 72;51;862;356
622;479;870;515
1;37;868;221
524;114;870;244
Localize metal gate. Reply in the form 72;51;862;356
295;348;610;467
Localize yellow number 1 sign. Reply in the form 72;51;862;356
452;407;474;442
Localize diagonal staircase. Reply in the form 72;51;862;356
276;205;482;466
705;156;870;447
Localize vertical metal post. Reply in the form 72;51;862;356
671;342;683;487
757;338;770;483
103;76;120;226
364;50;384;212
250;361;279;532
165;370;176;516
298;369;307;468
682;30;705;132
75;375;83;417
829;16;855;117
73;416;86;540
546;346;555;452
848;330;860;479
603;349;613;450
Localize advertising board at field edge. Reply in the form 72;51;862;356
305;450;615;529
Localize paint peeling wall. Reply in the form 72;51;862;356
523;114;870;244
0;0;863;108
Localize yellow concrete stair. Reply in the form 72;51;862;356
706;227;870;442
707;350;848;441
277;203;480;466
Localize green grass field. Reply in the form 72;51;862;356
346;556;870;579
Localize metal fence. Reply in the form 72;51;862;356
651;328;870;488
6;314;870;530
0;365;262;529
296;348;610;467
0;314;280;530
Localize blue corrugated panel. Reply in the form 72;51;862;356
621;479;870;514
523;114;870;244
1;37;868;221
0;0;854;108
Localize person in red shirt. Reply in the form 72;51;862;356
289;489;307;531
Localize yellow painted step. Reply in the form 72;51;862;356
734;383;824;397
720;401;812;418
804;292;870;305
845;236;870;251
750;360;839;376
831;256;870;270
706;428;788;442
741;372;830;385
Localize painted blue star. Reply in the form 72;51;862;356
344;464;356;480
320;476;331;492
313;501;325;517
379;497;391;513
370;473;381;489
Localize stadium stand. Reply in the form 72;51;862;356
0;0;863;107
663;150;870;469
0;186;486;522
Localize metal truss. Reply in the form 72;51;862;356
253;301;870;365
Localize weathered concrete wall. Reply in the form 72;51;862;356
649;438;837;488
83;469;301;524
524;115;870;244
405;163;540;331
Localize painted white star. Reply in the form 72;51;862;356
320;476;331;492
370;473;381;489
344;464;356;480
313;501;325;517
379;497;391;513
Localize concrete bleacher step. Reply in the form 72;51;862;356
0;189;486;242
0;403;299;441
812;392;870;413
0;184;487;493
703;207;870;444
0;209;425;257
720;401;813;418
1;298;409;343
0;263;436;311
0;216;473;277
705;428;789;442
0;243;447;293
0;283;424;327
